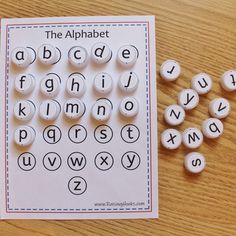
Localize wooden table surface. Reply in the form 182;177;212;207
1;0;236;235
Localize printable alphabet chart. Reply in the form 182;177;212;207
0;16;157;219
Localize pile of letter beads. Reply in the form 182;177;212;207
160;59;232;174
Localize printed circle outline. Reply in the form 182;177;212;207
68;124;87;144
43;125;62;144
67;152;87;171
43;152;62;171
17;152;36;171
121;151;141;170
94;124;113;144
68;176;87;195
94;151;114;171
120;124;140;143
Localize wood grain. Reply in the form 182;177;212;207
0;0;236;235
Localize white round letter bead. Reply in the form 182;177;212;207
119;71;139;93
66;73;86;97
93;72;113;94
220;70;236;92
14;100;35;121
184;152;206;174
64;99;85;119
91;99;112;122
38;44;60;65
68;46;88;68
14;125;36;147
164;104;185;126
39;100;61;121
40;74;60;97
91;42;112;64
117;45;138;67
182;128;203;149
178;89;199;110
161;129;182;150
202;118;223;139
160;59;181;81
209;98;231;119
11;47;34;68
119;97;139;118
191;73;212;95
15;73;35;95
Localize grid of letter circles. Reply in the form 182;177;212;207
5;22;152;213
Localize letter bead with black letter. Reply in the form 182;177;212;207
119;97;139;118
64;99;85;119
178;89;199;110
93;72;113;94
38;44;60;65
220;70;236;92
68;46;88;68
117;45;138;67
15;73;35;95
184;152;206;174
91;42;112;64
39;100;61;121
164;104;185;126
118;71;139;93
66;73;86;97
161;128;182;150
182;128;203;149
14;125;36;147
160;59;181;82
14;100;36;121
91;99;112;122
202;118;223;139
191;73;212;95
209;97;231;119
11;47;35;68
40;73;61;97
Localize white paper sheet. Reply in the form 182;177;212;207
0;15;158;219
